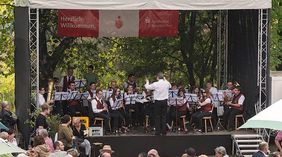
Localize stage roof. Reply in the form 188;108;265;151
16;0;271;10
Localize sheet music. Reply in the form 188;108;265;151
54;92;69;101
124;93;137;105
185;93;198;102
74;79;87;88
68;91;78;100
168;90;178;98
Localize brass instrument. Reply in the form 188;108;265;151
47;78;54;102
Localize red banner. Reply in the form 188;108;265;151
139;10;179;37
58;10;99;37
58;10;178;37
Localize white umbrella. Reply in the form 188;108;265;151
240;99;282;130
0;139;26;155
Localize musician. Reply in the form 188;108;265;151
87;82;97;99
167;88;189;131
66;81;82;116
61;67;75;92
223;86;245;131
108;80;118;91
109;88;126;133
123;74;137;90
191;90;213;132
84;65;99;87
124;85;138;127
145;72;171;136
90;89;110;132
37;87;46;107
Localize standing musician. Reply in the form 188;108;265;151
66;81;81;116
223;86;245;131
90;89;110;133
123;74;137;90
191;90;213;132
145;72;171;136
109;88;126;133
124;85;138;127
61;67;75;92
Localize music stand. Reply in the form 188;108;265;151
74;79;87;89
212;92;225;130
54;92;69;101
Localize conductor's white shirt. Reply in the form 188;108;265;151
145;79;171;101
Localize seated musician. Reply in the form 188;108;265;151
124;85;138;127
67;81;82;116
168;88;189;131
90;89;110;132
109;88;126;133
223;86;245;131
87;82;97;100
191;90;213;132
72;117;91;156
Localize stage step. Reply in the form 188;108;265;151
238;144;259;148
232;134;263;156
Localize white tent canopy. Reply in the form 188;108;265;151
240;99;282;130
16;0;271;10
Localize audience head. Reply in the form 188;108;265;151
147;149;160;157
7;129;15;140
198;155;208;157
185;147;196;157
1;101;10;110
54;141;65;151
41;103;50;115
67;148;79;157
258;142;269;154
37;129;49;138
138;152;147;157
72;117;81;127
101;152;111;157
100;145;114;154
61;115;71;125
270;151;281;157
214;146;227;157
33;135;45;147
0;131;9;140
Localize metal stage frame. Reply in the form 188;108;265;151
27;8;270;137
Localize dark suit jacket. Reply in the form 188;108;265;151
252;151;266;157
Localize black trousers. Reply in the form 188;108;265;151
154;100;167;135
223;107;242;130
191;111;212;129
110;109;124;131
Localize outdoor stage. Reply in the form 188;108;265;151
87;130;254;157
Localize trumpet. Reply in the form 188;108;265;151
47;78;54;102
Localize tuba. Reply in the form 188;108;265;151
47;78;54;102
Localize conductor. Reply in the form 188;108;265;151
145;72;171;136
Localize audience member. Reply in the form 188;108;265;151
35;103;50;130
48;140;67;157
101;152;111;157
38;129;54;152
100;145;114;155
7;129;17;146
0;101;17;129
66;148;80;157
58;115;73;151
275;130;282;152
185;147;196;157
33;135;51;157
252;142;269;157
138;152;147;157
147;149;160;157
270;152;281;157
215;146;229;157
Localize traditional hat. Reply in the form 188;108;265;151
99;145;114;154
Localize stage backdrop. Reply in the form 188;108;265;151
58;10;179;37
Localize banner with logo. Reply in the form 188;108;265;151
58;10;178;37
58;10;99;37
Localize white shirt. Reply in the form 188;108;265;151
37;93;46;107
145;79;171;101
91;96;104;113
237;94;245;105
109;97;122;110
